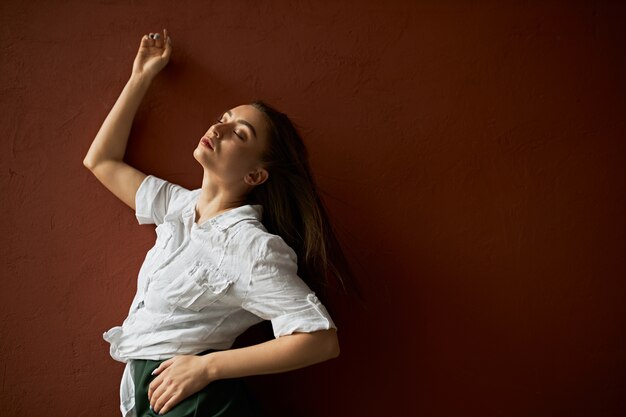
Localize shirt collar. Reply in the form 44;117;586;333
182;190;263;232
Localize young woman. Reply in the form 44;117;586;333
83;29;353;416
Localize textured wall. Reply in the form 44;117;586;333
1;1;625;416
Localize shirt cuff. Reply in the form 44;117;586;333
134;175;167;225
271;294;337;338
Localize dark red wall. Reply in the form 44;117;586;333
1;1;625;416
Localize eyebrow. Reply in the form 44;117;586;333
222;110;257;139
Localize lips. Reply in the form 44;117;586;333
200;137;214;150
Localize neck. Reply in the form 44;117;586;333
195;170;249;222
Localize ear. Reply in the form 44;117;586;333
244;168;269;186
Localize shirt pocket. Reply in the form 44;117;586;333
160;260;233;312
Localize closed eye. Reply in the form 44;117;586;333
216;118;245;140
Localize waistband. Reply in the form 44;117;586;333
131;348;218;364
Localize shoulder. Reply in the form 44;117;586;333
232;221;297;264
135;175;197;225
138;174;196;205
238;221;296;260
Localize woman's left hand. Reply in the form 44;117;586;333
148;354;212;415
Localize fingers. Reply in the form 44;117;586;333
151;362;162;376
140;34;152;48
150;380;168;412
164;28;172;47
157;357;175;373
162;37;172;59
148;358;173;400
158;394;182;415
160;28;172;51
151;32;164;48
142;29;171;52
147;374;163;401
150;379;183;415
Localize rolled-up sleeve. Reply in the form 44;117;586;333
135;175;192;226
242;235;337;338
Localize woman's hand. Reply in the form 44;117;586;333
148;354;213;415
132;29;172;81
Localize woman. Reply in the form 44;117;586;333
83;29;353;416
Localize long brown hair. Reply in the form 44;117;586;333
246;100;356;302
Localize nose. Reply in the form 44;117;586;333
207;125;221;139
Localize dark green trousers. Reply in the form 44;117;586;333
132;349;265;417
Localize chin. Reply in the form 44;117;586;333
192;149;206;166
193;150;214;170
193;147;205;160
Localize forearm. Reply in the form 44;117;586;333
203;329;340;381
83;74;152;168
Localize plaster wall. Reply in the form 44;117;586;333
1;1;625;416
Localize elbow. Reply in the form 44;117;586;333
83;157;107;171
329;341;340;359
83;158;95;170
324;329;340;360
83;153;106;170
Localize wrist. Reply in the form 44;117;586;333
202;351;222;382
129;72;154;87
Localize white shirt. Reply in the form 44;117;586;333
102;174;336;417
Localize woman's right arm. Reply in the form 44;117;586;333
83;29;172;211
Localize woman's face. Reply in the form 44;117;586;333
194;104;270;187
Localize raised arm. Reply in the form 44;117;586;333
83;29;172;210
